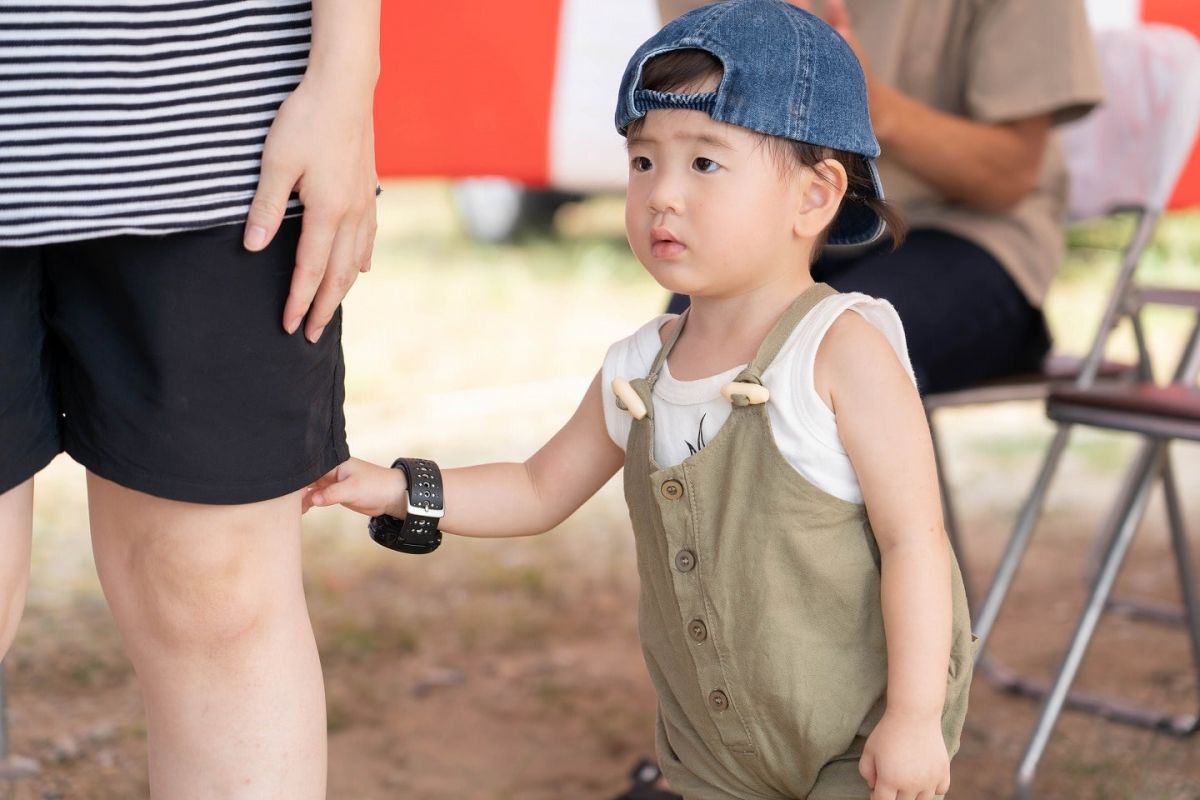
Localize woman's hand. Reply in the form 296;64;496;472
859;711;950;800
304;458;407;518
244;18;379;344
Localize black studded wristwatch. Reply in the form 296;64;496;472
367;458;444;554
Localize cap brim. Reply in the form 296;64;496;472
826;157;886;247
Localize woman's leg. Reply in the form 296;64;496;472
88;474;325;799
41;220;343;796
0;479;33;659
0;248;56;661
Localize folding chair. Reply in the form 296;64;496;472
926;21;1200;796
926;21;1200;654
922;45;1157;619
970;16;1200;633
995;26;1200;793
1009;330;1200;794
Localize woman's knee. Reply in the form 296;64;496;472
133;535;285;651
88;477;304;654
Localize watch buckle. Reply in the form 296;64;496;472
408;501;445;519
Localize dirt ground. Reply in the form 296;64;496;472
6;490;1200;800
3;187;1199;799
5;484;1200;800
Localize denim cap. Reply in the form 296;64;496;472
615;0;885;247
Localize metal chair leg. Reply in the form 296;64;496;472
1015;441;1187;798
0;661;39;780
1083;446;1146;585
995;442;1200;735
1103;450;1194;627
928;414;977;611
974;424;1074;656
1160;454;1200;724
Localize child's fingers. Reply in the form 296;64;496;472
309;476;362;509
858;752;877;789
869;784;897;800
303;459;401;517
308;465;345;491
308;487;337;507
301;467;346;512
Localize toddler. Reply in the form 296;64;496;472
308;2;973;797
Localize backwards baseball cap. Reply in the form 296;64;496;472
615;0;885;247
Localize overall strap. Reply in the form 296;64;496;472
646;307;691;384
625;309;692;420
736;282;836;385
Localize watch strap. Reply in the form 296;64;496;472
367;458;444;555
399;458;444;516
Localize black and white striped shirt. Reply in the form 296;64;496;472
0;0;311;247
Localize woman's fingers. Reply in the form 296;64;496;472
355;199;378;274
244;150;300;253
303;216;361;342
282;211;338;336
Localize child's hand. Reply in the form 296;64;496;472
303;458;407;518
858;711;950;799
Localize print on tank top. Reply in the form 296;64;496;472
684;413;709;457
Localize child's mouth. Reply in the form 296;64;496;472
651;228;685;258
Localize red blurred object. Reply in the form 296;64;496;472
373;0;561;185
1143;0;1200;209
371;1;1200;211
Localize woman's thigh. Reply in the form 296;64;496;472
86;473;307;653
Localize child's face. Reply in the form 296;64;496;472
624;99;808;300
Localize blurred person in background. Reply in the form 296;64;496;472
661;0;1104;395
0;2;378;796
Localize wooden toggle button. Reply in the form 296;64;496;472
612;377;648;420
721;381;770;406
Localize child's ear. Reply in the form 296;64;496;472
793;158;848;239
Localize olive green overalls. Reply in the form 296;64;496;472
618;284;974;800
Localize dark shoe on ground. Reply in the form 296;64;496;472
612;759;684;800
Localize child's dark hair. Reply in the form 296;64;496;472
626;49;906;258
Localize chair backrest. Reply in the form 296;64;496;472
1060;24;1200;222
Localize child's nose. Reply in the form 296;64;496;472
647;174;684;215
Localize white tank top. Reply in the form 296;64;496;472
600;292;916;504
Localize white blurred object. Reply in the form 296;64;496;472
1061;24;1200;220
452;178;583;243
1085;0;1141;30
452;178;525;243
548;0;659;192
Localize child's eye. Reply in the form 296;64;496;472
693;157;719;173
631;156;652;172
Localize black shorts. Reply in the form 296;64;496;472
0;218;349;504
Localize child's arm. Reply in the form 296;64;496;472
306;372;626;538
814;312;952;799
